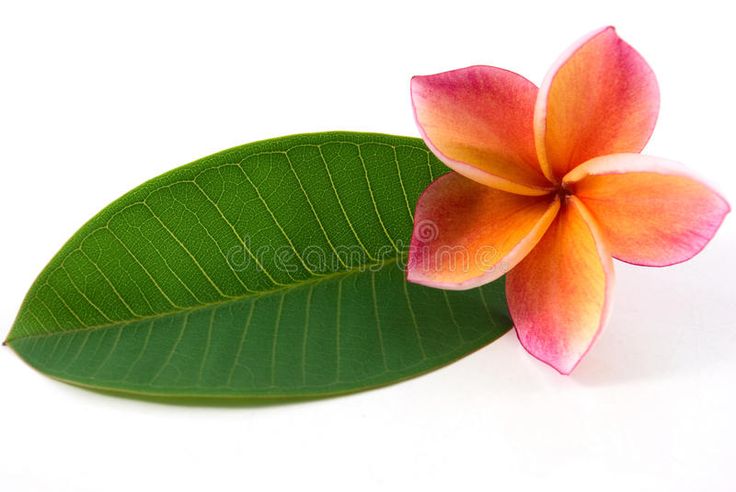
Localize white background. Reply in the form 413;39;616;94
1;1;734;490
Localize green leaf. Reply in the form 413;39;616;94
6;132;510;400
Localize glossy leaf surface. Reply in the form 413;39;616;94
7;133;510;399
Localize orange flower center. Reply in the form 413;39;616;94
556;182;573;202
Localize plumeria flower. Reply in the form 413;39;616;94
407;27;730;374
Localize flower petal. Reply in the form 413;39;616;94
506;197;614;374
407;172;559;290
535;26;660;181
565;153;730;266
412;66;553;196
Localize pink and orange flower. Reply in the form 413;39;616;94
407;27;730;374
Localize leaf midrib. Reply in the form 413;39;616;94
6;255;403;344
